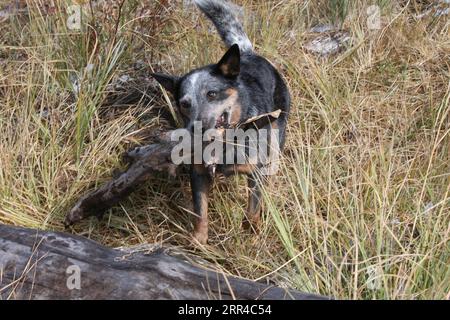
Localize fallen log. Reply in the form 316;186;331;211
65;110;283;226
0;224;328;300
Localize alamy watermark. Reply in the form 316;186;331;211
66;0;109;31
66;264;81;290
67;2;383;31
170;122;281;176
367;5;381;30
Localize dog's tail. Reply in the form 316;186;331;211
194;0;253;53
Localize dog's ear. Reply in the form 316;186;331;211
151;73;179;95
216;44;240;78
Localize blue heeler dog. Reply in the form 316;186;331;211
151;0;290;244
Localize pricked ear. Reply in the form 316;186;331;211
151;73;179;95
216;44;240;78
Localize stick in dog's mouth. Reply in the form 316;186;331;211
206;109;283;177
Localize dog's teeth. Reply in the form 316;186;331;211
216;113;227;129
208;164;216;177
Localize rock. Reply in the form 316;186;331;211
304;31;351;57
310;23;338;33
415;0;449;18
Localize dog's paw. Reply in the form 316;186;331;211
192;230;208;245
242;216;261;234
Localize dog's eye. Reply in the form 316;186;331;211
180;101;190;109
206;91;217;100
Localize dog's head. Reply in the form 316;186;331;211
151;44;243;131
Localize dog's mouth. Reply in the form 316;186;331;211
215;110;230;129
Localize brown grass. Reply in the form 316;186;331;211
0;0;449;299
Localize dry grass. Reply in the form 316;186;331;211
0;0;449;299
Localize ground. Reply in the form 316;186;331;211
0;0;449;299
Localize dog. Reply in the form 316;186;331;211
151;0;290;244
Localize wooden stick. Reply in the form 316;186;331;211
65;140;178;226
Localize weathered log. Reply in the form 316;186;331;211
0;224;328;300
65;110;283;226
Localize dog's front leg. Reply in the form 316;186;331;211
191;165;212;244
243;172;266;232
